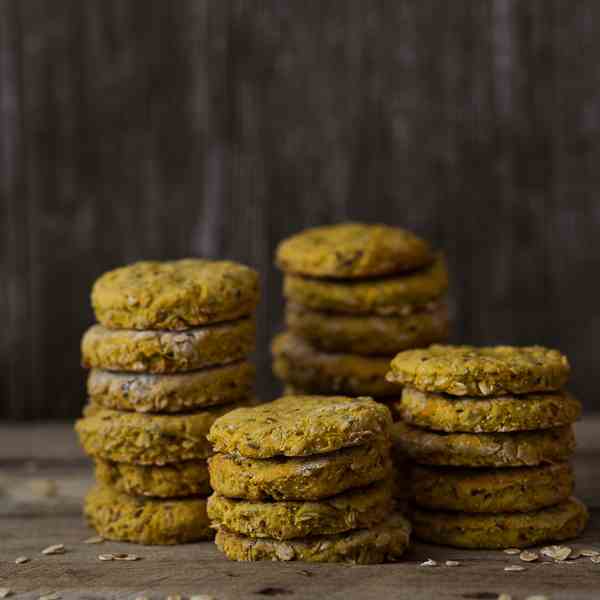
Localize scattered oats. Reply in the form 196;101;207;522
420;559;438;567
540;545;571;561
39;594;61;600
15;556;29;564
166;596;183;600
497;595;512;600
41;544;65;555
298;570;313;576
503;548;521;555
113;553;140;561
83;536;104;544
525;596;549;600
445;560;460;567
519;551;539;562
29;478;58;497
189;596;216;600
591;556;600;564
504;565;525;572
0;590;11;599
134;597;149;600
581;548;600;557
98;553;114;561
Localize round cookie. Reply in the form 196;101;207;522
84;484;212;544
208;395;391;459
398;388;581;433
387;344;570;396
411;497;588;549
215;512;411;563
95;459;211;498
87;361;255;413
284;255;448;316
208;481;393;540
81;318;255;374
392;421;575;468
285;302;449;356
92;259;259;330
209;443;392;501
276;222;433;278
412;463;574;513
271;333;399;397
76;402;246;465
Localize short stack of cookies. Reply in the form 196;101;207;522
272;223;450;405
75;259;260;544
206;395;411;563
387;344;589;549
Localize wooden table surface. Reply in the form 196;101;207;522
1;421;599;600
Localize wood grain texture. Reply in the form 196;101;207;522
1;0;600;418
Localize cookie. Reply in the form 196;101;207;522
95;459;211;498
208;481;393;540
392;421;575;467
411;497;588;549
208;395;391;459
208;443;392;501
412;463;574;513
87;361;255;413
81;318;256;373
272;333;399;397
76;403;246;465
387;344;570;396
92;259;259;330
284;255;448;316
84;484;212;544
398;388;581;433
276;222;433;278
215;512;411;563
285;302;449;356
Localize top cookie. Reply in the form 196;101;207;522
387;345;570;396
276;223;433;278
92;259;259;330
208;395;392;458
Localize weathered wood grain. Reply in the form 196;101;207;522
2;0;600;418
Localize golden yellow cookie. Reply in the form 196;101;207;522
411;497;588;549
272;332;399;397
84;484;212;544
87;361;255;413
208;443;392;501
209;395;391;458
215;512;411;563
285;302;449;355
284;255;448;316
92;258;259;330
387;344;570;396
276;222;433;278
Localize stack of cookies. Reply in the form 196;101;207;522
75;259;260;544
272;222;450;402
206;395;412;563
387;344;589;549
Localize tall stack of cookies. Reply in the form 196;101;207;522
75;259;260;544
272;223;450;403
206;395;412;563
386;344;589;549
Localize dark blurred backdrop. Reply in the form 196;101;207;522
1;1;599;419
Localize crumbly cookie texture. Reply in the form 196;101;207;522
276;222;433;278
208;395;391;459
284;255;448;316
215;512;411;563
272;332;398;397
87;361;255;413
81;318;256;374
208;443;392;501
208;481;393;540
84;484;212;544
285;302;449;356
412;463;574;513
398;388;581;433
95;459;211;498
392;421;575;468
76;402;248;465
92;259;259;330
387;344;570;396
411;497;588;549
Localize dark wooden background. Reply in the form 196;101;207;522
1;0;599;419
